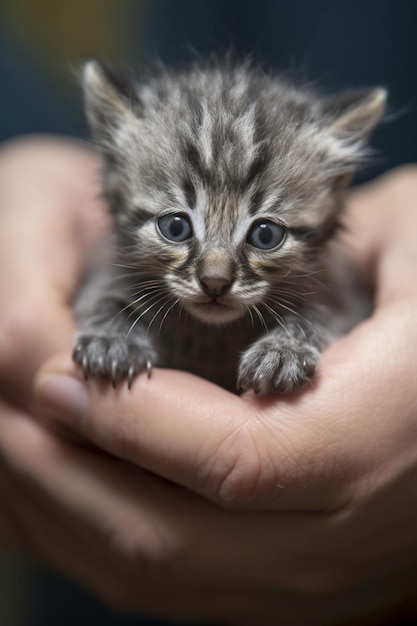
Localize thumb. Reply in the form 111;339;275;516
34;352;344;512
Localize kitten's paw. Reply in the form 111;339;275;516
237;342;319;395
73;333;157;388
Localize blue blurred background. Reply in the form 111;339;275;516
1;1;416;625
1;0;417;182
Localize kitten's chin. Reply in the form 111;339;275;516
186;301;244;325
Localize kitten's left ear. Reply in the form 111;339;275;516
83;61;140;141
324;87;387;152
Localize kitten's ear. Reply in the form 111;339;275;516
324;87;387;148
82;61;139;140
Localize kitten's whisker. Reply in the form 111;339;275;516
130;285;164;298
111;287;165;329
266;297;300;317
265;297;315;330
127;294;168;337
146;296;173;337
261;302;290;336
251;304;269;333
111;263;141;270
287;268;327;278
130;280;165;292
126;289;167;322
108;290;158;328
158;298;179;334
112;287;163;324
244;304;255;328
268;289;307;305
267;297;312;322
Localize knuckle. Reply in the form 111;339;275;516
0;296;48;370
0;308;33;369
0;311;40;397
105;512;171;579
207;412;352;512
209;425;275;509
98;514;181;613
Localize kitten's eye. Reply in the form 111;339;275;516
247;220;286;250
157;214;193;242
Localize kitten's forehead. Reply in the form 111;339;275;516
191;185;252;241
114;67;358;232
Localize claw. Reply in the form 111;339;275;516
127;365;135;390
236;372;247;393
82;355;89;380
146;357;152;379
111;360;118;389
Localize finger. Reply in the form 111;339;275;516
0;139;106;293
1;400;349;611
0;140;108;403
36;297;417;514
33;343;355;512
0;400;313;616
344;166;417;298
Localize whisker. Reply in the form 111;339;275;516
146;297;173;337
158;297;179;334
265;297;314;331
251;304;269;333
244;304;255;328
108;287;165;329
261;302;290;336
125;289;167;322
266;297;300;318
126;294;168;338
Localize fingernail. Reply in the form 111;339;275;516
35;374;89;424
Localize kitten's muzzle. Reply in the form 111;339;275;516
198;276;233;298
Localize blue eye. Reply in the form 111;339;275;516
247;220;286;250
157;214;193;242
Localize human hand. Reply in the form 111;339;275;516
33;166;417;624
0;137;108;545
0;138;313;623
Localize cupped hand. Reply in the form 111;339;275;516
33;166;417;623
2;136;417;625
0;137;107;409
0;137;107;543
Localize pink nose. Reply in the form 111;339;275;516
199;276;232;298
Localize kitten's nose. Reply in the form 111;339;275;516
199;276;232;298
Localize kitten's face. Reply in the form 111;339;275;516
117;151;342;326
127;187;320;326
83;61;385;325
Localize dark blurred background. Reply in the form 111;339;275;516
1;0;417;182
0;1;416;625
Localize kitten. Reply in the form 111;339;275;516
73;59;385;395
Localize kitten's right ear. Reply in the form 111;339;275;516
82;61;139;140
323;87;387;162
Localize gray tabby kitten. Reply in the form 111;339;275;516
74;60;385;394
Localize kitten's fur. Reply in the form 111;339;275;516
74;59;385;394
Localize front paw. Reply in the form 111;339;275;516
237;341;319;395
73;333;157;388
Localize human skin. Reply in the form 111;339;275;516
1;137;417;624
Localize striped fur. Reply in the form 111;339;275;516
74;59;385;394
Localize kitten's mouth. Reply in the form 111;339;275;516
186;298;243;325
